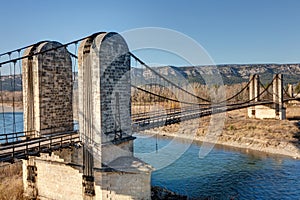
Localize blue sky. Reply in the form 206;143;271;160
1;0;300;65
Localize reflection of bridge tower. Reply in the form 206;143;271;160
247;74;286;120
22;33;152;200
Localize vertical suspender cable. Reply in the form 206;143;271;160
8;53;14;133
41;52;45;134
73;43;78;130
73;43;78;82
18;50;23;133
0;70;6;134
12;61;16;133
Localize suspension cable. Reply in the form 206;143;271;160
0;32;105;67
282;86;291;98
131;84;210;106
223;76;253;102
0;43;37;57
259;81;276;99
130;52;211;103
232;76;277;106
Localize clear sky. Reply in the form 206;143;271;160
1;0;300;65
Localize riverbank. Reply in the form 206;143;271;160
142;107;300;159
0;162;25;200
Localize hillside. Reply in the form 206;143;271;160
1;63;300;91
0;74;22;91
134;63;300;85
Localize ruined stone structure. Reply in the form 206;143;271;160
248;74;286;120
22;34;152;200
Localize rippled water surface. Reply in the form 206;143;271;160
134;134;300;199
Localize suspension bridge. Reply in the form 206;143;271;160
0;32;299;199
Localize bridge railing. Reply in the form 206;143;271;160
0;130;36;145
0;130;79;163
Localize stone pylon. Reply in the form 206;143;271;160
78;32;153;200
247;74;286;120
23;33;152;200
22;41;73;136
273;74;286;120
22;41;75;199
247;74;260;118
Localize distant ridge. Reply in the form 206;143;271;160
133;63;300;85
1;63;300;91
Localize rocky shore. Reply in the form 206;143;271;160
142;107;300;159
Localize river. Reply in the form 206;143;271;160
134;134;300;199
1;113;300;199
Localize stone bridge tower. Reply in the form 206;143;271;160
22;33;152;200
247;74;286;120
22;41;73;136
78;32;152;200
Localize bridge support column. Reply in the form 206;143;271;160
21;34;152;200
248;74;286;120
288;84;294;98
273;74;286;120
22;41;80;200
78;32;153;200
22;158;38;198
248;74;260;118
22;41;73;136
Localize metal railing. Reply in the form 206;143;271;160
0;130;37;145
0;130;80;163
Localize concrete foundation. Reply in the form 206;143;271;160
248;105;286;119
23;148;152;200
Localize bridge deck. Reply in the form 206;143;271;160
1;98;299;163
0;131;79;163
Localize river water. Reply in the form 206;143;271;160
1;113;300;199
134;134;300;199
